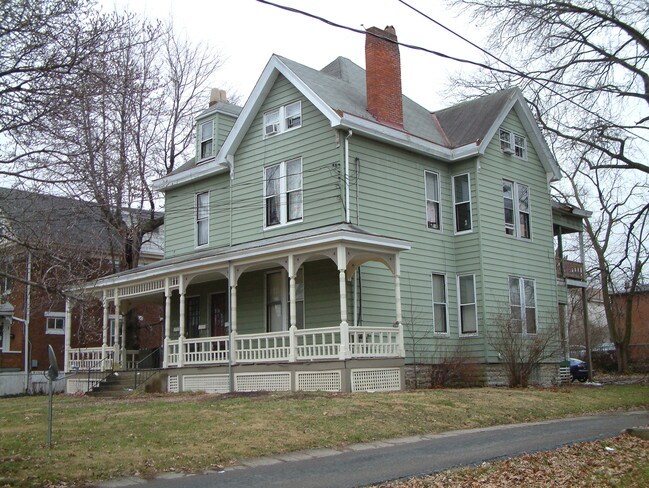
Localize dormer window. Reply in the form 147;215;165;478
200;120;213;160
263;101;302;138
499;128;526;159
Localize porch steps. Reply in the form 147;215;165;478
87;371;143;398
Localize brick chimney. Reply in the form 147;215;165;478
365;26;403;128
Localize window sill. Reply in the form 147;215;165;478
197;156;215;165
459;332;479;338
45;330;65;336
454;229;473;236
0;350;21;354
263;126;301;140
263;219;303;232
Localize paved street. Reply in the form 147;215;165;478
102;410;648;488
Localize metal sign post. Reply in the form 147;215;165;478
45;345;59;449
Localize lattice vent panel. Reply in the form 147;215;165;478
183;374;230;394
296;371;342;392
167;375;179;393
351;368;401;392
235;372;291;392
66;379;89;394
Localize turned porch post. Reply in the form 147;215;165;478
101;291;108;372
178;275;186;367
394;254;405;357
337;245;351;360
113;289;121;368
229;262;238;365
64;297;72;372
288;255;297;362
163;277;171;369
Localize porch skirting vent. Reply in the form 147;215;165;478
351;368;401;392
167;375;179;393
183;374;230;394
235;372;291;392
296;371;342;392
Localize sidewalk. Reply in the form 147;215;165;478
101;410;648;488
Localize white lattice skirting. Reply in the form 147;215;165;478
235;372;291;392
66;379;90;394
183;374;230;394
351;368;401;392
167;375;179;393
296;371;342;392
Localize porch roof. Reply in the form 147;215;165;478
83;223;411;292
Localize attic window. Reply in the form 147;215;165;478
263;101;302;138
499;128;526;159
200;120;213;160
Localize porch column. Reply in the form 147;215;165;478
64;297;72;372
120;302;127;369
229;262;238;365
288;255;297;362
178;275;186;367
394;254;405;357
337;245;351;360
113;289;121;368
163;278;171;369
101;291;108;372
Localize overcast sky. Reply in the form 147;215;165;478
98;0;488;110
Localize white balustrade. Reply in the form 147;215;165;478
348;326;401;357
295;327;341;360
236;332;290;362
68;347;114;371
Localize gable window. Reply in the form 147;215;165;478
432;273;448;333
509;276;537;334
196;192;209;247
264;158;303;227
45;312;65;335
503;180;531;239
199;120;213;160
425;171;441;230
453;173;472;233
499;128;527;159
458;274;477;335
263;101;302;137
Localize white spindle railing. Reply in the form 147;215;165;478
68;347;114;371
296;327;341;360
235;331;291;362
182;337;229;365
348;326;401;357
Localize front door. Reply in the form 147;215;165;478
210;293;228;337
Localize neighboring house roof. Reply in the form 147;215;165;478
0;187;164;258
154;54;561;191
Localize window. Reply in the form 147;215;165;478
186;296;200;338
431;273;447;333
453;174;472;233
45;312;65;335
264;158;303;227
503;180;531;238
458;274;477;335
108;315;124;345
425;171;441;230
266;271;284;332
199;120;213;160
263;101;302;137
196;192;209;247
0;320;9;351
499;128;527;159
509;277;537;334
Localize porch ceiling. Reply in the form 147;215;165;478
82;223;411;298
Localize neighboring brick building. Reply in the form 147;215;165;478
612;285;649;364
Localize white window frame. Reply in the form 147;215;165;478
265;269;287;332
195;191;209;248
499;128;527;159
199;120;214;160
457;274;478;336
263;100;302;138
503;180;531;239
431;273;448;334
108;314;122;345
0;320;11;352
45;311;65;335
263;158;303;229
424;170;441;231
452;173;472;234
509;276;537;334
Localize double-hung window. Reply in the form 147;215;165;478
199;120;213;160
499;128;527;159
425;171;441;230
45;312;65;335
431;273;448;333
263;101;302;137
453;173;472;233
264;158;303;227
503;180;531;238
196;192;209;247
458;274;478;335
509;277;537;334
0;320;9;351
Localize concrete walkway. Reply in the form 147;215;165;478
100;410;648;488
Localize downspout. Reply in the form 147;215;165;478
24;251;31;393
344;130;352;223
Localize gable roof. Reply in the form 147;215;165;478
154;54;561;190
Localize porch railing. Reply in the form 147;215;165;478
556;258;584;280
349;326;401;357
67;347;138;371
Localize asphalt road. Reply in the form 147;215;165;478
102;411;648;488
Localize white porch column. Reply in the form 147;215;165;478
163;278;171;369
120;302;127;369
337;245;351;360
101;292;108;372
288;255;297;362
178;275;186;367
113;289;121;368
64;297;72;372
229;262;238;365
394;254;405;357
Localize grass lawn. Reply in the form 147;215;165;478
0;384;647;487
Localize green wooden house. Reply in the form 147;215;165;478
65;26;588;393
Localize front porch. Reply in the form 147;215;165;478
64;225;410;393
